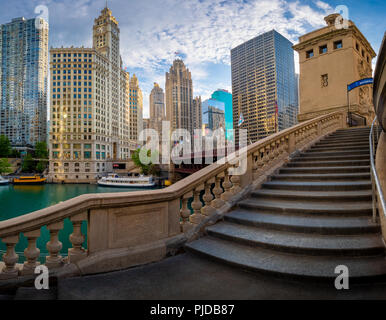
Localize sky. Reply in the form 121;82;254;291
0;0;385;118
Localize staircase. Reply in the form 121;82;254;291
186;127;386;282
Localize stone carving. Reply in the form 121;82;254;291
357;59;371;78
359;86;371;106
321;74;328;87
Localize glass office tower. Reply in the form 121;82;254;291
0;17;49;150
231;30;298;144
202;98;225;136
211;89;233;141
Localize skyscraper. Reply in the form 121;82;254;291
48;7;138;182
0;16;49;150
211;89;233;141
129;74;143;142
202;98;225;135
165;59;196;137
193;96;202;133
149;82;165;137
231;30;298;144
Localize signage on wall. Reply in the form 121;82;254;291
347;78;373;92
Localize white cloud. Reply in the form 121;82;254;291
43;0;332;112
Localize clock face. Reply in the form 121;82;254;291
98;27;104;34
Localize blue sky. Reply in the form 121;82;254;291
0;0;385;117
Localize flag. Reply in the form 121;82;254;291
238;113;244;127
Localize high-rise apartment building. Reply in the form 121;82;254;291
165;59;197;138
193;96;202;133
149;82;165;137
231;30;298;144
129;74;143;142
211;89;233;141
0;17;49;150
48;7;139;182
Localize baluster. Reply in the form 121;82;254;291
68;212;87;263
180;194;193;232
211;175;225;209
230;165;242;194
269;145;275;161
21;230;41;275
252;154;259;179
221;169;233;201
190;187;204;224
46;221;64;269
0;235;19;279
274;141;280;158
202;180;215;217
262;148;269;168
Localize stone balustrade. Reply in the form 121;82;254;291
0;111;346;281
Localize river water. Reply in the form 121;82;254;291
0;184;161;262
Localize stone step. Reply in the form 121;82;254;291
309;145;369;152
262;180;372;191
313;142;369;148
270;172;370;181
327;133;370;139
318;137;369;144
298;150;370;158
305;148;370;155
185;237;386;282
251;189;372;202
286;159;370;167
293;154;369;161
280;166;370;174
224;210;380;235
206;222;384;256
238;198;372;216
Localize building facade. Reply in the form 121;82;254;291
193;96;202;133
202;98;225;136
293;14;376;124
211;89;233;141
231;30;298;144
48;7;138;183
165;59;196;138
129;74;143;142
0;17;49;150
149;82;165;138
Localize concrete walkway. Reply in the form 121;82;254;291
56;253;386;300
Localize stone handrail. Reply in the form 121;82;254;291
0;110;346;281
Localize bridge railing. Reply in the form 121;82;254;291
0;111;346;281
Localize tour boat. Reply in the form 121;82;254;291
0;176;9;185
97;173;156;188
13;175;46;185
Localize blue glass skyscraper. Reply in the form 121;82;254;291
231;30;298;144
211;89;233;141
0;17;49;149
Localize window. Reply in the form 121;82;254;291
356;42;359;51
306;49;314;58
334;40;342;49
319;45;327;54
361;49;365;57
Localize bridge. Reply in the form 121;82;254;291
0;44;385;301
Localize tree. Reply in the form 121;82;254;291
22;154;35;173
0;135;11;157
35;141;48;159
36;160;47;173
131;148;160;175
0;158;12;175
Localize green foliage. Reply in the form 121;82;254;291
22;154;35;173
0;158;12;175
35;160;47;173
131;148;160;176
0;135;11;157
10;149;21;158
35;141;48;159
